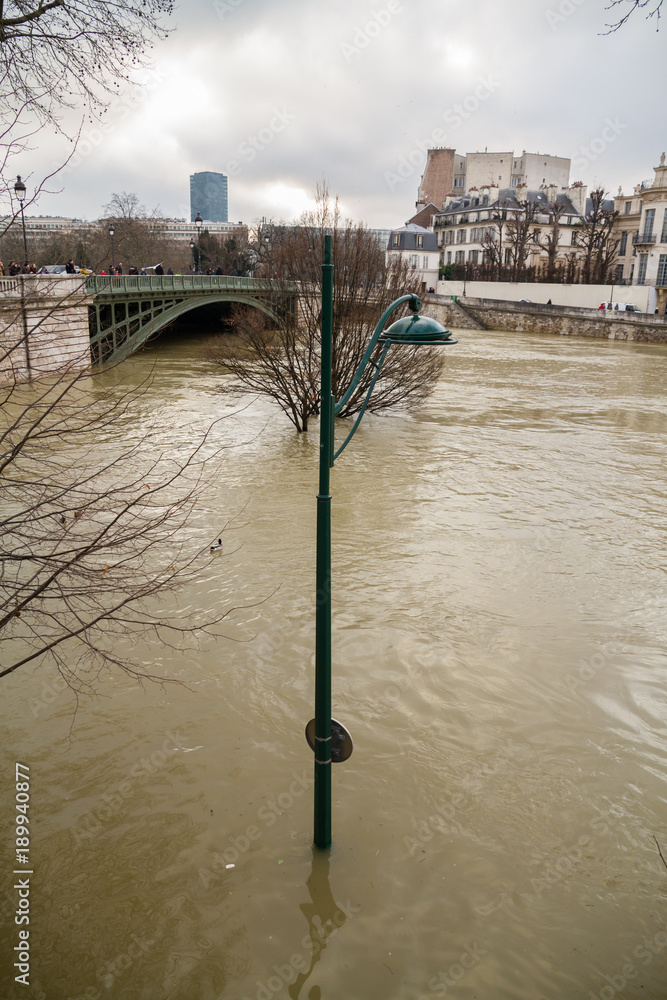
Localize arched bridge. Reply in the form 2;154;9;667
86;274;293;363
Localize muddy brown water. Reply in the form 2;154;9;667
2;327;667;1000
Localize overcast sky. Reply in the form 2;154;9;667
29;0;667;227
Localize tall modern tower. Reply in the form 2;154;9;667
190;171;228;222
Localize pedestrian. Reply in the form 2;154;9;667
9;260;20;276
167;267;173;275
214;265;223;275
117;262;123;275
0;259;4;275
140;267;147;275
155;262;164;275
66;259;76;274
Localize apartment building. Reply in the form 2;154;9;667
613;152;667;311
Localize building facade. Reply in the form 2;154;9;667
386;224;439;292
613;153;667;312
434;185;585;276
190;171;229;223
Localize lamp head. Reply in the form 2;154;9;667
108;223;115;237
380;307;457;346
195;212;203;230
14;175;26;202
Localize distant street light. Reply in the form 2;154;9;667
14;176;28;271
108;222;115;272
195;212;203;274
189;238;196;274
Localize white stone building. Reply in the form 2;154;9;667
613;153;667;313
386;224;439;292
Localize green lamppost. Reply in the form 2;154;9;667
308;235;457;849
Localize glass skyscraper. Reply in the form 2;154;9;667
190;171;228;222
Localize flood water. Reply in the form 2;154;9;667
2;327;667;1000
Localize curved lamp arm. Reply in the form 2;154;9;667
333;293;421;416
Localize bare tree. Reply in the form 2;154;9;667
504;200;541;280
579;188;619;284
204;188;445;433
0;332;240;689
1;2;173;235
605;0;663;30
536;202;566;282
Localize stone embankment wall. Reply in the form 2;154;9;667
421;295;667;343
0;276;93;381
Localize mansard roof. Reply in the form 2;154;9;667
387;224;438;251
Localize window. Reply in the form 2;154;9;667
632;233;638;256
392;234;400;247
410;254;418;267
643;208;655;239
504;248;512;265
615;264;624;282
619;231;628;255
533;228;541;242
571;230;579;246
657;254;667;286
446;251;452;264
637;253;648;285
661;209;667;243
456;229;467;243
629;264;634;282
416;234;424;248
423;255;429;269
453;177;464;188
455;250;465;265
468;250;479;265
624;201;632;214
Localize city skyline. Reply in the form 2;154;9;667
20;0;667;228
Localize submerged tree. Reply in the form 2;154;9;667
204;187;446;433
0;299;240;691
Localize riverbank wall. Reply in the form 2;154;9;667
421;294;667;343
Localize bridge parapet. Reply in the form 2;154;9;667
86;274;290;295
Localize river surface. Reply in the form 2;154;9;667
2;326;667;1000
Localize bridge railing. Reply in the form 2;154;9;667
85;274;290;294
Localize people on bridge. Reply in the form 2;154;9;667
66;259;76;274
167;267;174;275
155;263;164;275
8;260;20;275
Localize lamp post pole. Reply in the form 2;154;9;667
313;234;334;849
109;223;115;272
189;239;196;274
310;236;457;850
195;212;203;274
14;176;28;271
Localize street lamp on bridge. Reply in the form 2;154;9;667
14;176;28;271
108;223;115;272
194;212;203;274
308;234;458;849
